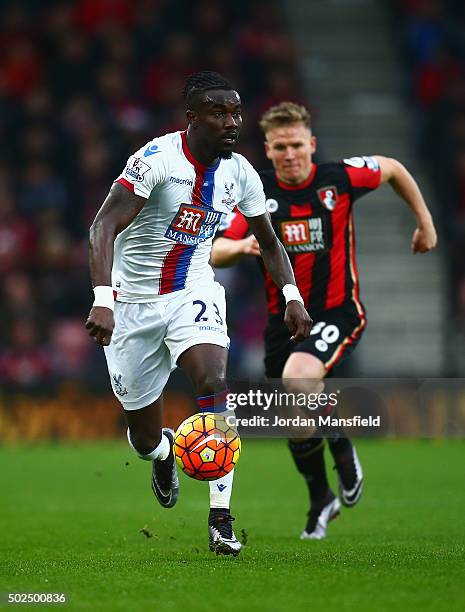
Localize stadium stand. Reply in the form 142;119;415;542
390;0;465;372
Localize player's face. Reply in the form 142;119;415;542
188;90;242;160
264;123;317;184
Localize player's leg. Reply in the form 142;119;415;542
263;321;337;537
124;397;179;508
297;309;365;508
104;301;179;508
327;435;364;508
178;344;241;556
283;353;341;539
177;344;232;512
284;307;365;533
124;396;163;456
165;281;239;555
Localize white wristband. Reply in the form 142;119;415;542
93;286;115;311
282;284;304;306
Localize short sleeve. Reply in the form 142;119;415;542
115;141;169;199
236;157;267;217
216;208;249;240
341;156;381;201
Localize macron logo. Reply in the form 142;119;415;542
217;484;227;492
170;176;193;186
144;144;161;157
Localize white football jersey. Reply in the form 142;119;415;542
112;130;266;301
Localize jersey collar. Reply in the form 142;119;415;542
181;131;220;171
276;163;316;190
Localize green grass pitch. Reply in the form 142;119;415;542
1;440;464;611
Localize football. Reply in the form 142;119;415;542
174;412;241;480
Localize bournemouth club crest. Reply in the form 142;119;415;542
317;186;338;211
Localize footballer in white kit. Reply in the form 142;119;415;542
106;129;266;409
85;71;311;557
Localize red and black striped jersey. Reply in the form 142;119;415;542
217;156;381;316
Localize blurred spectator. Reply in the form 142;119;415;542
192;0;228;50
36;224;89;318
1;40;41;99
143;33;198;106
22;88;55;123
75;0;133;34
0;188;37;275
0;319;51;387
46;32;94;102
17;160;67;217
61;96;105;144
0;273;48;342
0;5;34;52
49;318;93;380
19;125;56;164
77;139;112;228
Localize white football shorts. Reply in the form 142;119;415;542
104;281;229;410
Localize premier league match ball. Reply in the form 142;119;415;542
173;412;241;481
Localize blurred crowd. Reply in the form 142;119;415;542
0;0;306;387
6;0;463;389
391;0;465;332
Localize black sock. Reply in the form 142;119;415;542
288;437;330;506
327;436;352;461
209;507;229;516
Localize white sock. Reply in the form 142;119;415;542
126;428;170;461
209;469;234;509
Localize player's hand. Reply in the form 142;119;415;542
284;301;312;342
85;306;115;346
412;221;437;254
240;234;261;257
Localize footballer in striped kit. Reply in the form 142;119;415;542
85;74;311;556
212;101;437;541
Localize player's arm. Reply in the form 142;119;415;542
246;213;312;341
210;209;260;267
211;235;260;267
86;183;146;346
375;155;437;253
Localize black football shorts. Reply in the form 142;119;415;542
264;301;366;378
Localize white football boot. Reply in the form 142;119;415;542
300;492;341;540
208;509;242;556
